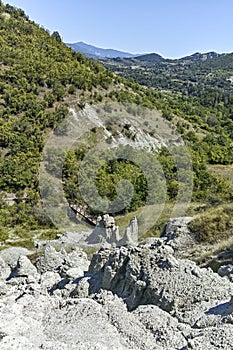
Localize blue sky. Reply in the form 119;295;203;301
6;0;233;58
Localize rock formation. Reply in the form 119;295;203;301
87;214;121;244
119;216;138;246
0;218;233;349
34;214;139;250
161;216;195;256
86;214;138;246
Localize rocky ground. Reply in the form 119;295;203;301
0;217;233;349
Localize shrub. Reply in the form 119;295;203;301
0;227;9;242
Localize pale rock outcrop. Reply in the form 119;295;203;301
40;271;61;292
0;247;32;268
86;214;120;244
35;246;65;274
119;216;138;246
1;217;233;349
86;214;138;246
59;248;90;279
34;213;139;249
78;242;233;313
0;257;11;280
161;216;195;255
13;255;39;280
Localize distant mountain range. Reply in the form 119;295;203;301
101;51;224;64
99;48;233;124
66;41;227;63
66;41;139;59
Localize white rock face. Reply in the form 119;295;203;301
0;224;233;349
85;242;233;313
14;255;39;280
0;247;32;268
120;216;138;246
0;257;11;280
87;214;121;244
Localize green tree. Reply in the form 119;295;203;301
51;31;62;42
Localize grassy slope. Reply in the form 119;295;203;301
208;164;233;187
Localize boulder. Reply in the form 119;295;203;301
161;216;195;255
218;264;233;281
13;255;39;280
59;248;90;279
0;247;32;268
35;246;66;274
40;271;61;291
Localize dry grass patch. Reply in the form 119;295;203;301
189;204;233;243
208;164;233;187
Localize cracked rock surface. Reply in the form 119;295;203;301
0;230;233;349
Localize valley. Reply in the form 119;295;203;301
0;2;233;349
0;1;233;266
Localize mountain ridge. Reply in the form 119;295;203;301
66;41;232;63
66;41;139;59
101;50;227;64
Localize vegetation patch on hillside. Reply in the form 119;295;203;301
189;204;233;243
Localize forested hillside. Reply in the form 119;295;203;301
0;1;233;248
0;1;121;242
101;52;233;141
